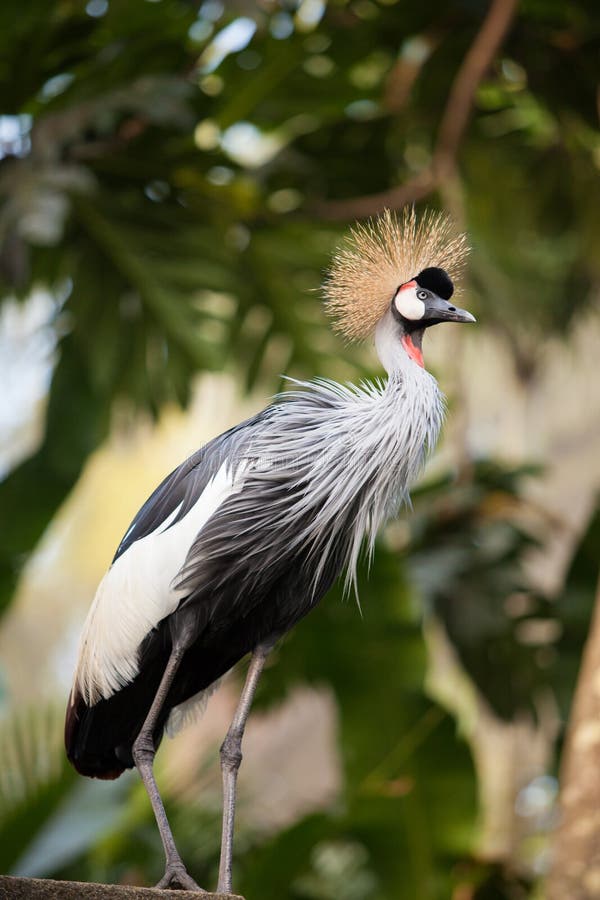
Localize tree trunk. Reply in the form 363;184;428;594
547;578;600;899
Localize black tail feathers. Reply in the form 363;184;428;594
64;648;169;779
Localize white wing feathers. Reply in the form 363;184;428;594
74;461;247;705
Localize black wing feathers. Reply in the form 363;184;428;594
113;410;270;562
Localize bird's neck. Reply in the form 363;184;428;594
374;310;425;375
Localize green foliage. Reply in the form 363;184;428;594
0;704;77;873
553;499;600;718
0;337;111;615
407;461;554;720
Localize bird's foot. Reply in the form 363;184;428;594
156;862;204;891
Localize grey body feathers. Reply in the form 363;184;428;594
178;367;444;615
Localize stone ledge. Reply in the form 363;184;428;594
0;876;244;900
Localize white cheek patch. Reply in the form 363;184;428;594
394;286;425;321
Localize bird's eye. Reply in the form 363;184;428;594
417;290;428;301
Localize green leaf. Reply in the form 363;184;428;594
0;703;77;873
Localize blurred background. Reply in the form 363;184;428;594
0;1;599;898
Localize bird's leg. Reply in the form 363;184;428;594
217;643;271;894
132;642;203;892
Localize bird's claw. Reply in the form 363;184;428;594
156;862;204;891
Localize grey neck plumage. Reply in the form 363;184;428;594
374;309;422;375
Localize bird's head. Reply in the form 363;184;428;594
323;208;475;373
389;266;475;368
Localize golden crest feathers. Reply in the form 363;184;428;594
323;207;469;341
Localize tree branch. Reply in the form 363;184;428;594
316;0;519;221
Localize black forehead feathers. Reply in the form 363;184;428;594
415;267;454;300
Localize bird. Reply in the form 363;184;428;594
65;207;475;894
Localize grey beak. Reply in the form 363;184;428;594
423;296;476;324
450;307;476;324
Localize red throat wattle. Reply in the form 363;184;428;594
401;334;424;368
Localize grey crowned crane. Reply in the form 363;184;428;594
65;208;475;893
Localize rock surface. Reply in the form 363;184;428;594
0;876;243;900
